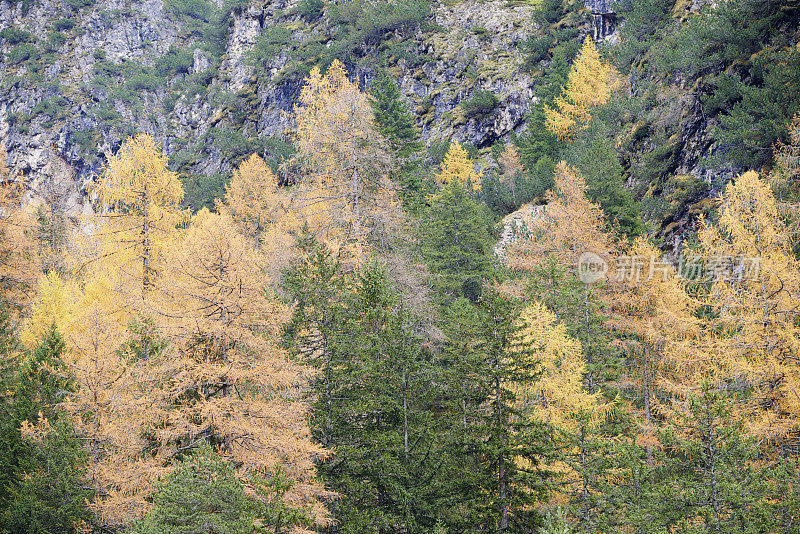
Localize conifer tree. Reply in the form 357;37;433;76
697;170;800;448
544;38;616;140
131;444;253;534
92;134;185;300
0;145;40;308
369;70;421;158
0;325;92;533
293;60;399;262
447;288;550;533
436;142;482;192
417;181;495;302
283;239;443;532
635;384;769;533
157;208;331;529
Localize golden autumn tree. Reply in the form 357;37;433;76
19;272;71;350
0;144;40;307
59;275;166;528
218;153;302;280
770;110;800;243
292;60;399;263
544;37;615;140
156;208;332;529
607;237;708;463
91;134;185;300
506;161;615;272
697;170;800;449
516;301;612;524
497;143;526;205
436;142;482;192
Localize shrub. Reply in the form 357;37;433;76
0;27;35;45
461;90;499;118
43;31;67;52
155;45;194;76
297;0;325;21
66;0;94;8
53;18;77;31
6;44;38;65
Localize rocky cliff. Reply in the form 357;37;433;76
0;0;559;216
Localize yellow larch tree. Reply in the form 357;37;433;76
0;144;41;307
607;237;708;462
506;161;615;273
497;143;526;205
58;273;167;528
292;60;399;264
91;134;185;300
157;208;332;529
544;37;616;140
217;153;302;281
436;142;482;192
697;170;800;448
19;272;71;350
770;110;800;242
516;301;611;518
517;301;605;428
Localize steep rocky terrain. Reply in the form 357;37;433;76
0;0;549;213
1;0;798;245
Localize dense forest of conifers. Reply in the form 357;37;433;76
1;0;800;532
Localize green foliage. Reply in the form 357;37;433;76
250;467;313;533
52;18;77;31
564;121;643;237
439;289;551;532
6;43;38;66
43;31;66;52
297;0;326;21
282;232;445;532
155;45;194;76
533;0;564;25
0;420;92;534
65;0;95;9
0;324;92;534
131;443;254;534
460;89;499;119
268;0;433;82
613;384;772;533
0;27;35;45
369;70;421;156
179;173;229;212
417;181;495;302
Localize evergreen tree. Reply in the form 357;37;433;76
368;70;430;213
283;237;443;533
369;70;421;158
417;181;495;303
131;444;253;534
0;324;92;533
643;385;768;533
442;289;551;533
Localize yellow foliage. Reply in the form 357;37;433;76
0;144;41;307
436;142;482;192
698;170;800;445
20;272;71;350
157;208;333;527
506;161;616;272
517;302;605;428
92;134;186;299
544;38;616;140
219;153;302;280
292;60;399;264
